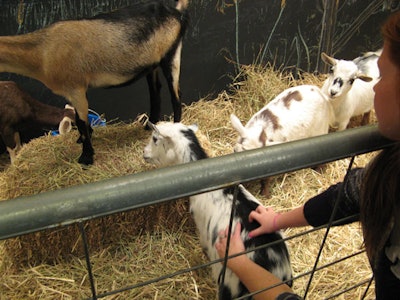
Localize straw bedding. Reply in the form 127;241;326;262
0;65;376;299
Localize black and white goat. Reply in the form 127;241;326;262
0;0;189;165
0;81;75;163
321;50;380;130
143;121;292;299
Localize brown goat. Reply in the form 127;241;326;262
0;0;189;165
0;81;75;164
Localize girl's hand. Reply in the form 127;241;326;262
248;205;280;237
215;223;247;269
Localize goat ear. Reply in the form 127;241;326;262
65;104;75;111
230;114;247;137
357;73;373;82
59;116;73;134
188;124;198;133
321;52;336;66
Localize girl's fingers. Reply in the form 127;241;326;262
256;205;265;213
233;222;241;237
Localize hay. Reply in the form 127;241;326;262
0;121;197;267
0;66;377;299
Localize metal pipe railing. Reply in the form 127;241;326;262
0;125;395;240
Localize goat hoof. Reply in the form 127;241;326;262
78;154;93;166
261;188;271;198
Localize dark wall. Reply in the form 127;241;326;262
0;0;398;123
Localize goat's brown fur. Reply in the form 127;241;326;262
0;0;189;164
0;81;75;163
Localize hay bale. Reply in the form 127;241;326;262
0;121;199;266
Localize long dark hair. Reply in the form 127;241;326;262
360;11;400;266
361;144;400;265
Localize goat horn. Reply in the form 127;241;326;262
146;120;160;134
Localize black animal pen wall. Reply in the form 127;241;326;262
0;0;395;121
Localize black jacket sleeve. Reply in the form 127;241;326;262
303;168;364;227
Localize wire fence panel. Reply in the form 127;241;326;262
0;125;395;299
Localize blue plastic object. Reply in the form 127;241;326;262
88;112;106;127
50;109;106;136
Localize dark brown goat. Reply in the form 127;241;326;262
0;0;189;165
0;81;75;163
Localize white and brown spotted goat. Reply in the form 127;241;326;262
0;81;75;163
231;85;333;151
0;0;189;165
231;85;334;195
143;121;293;300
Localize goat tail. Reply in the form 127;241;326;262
176;0;189;11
